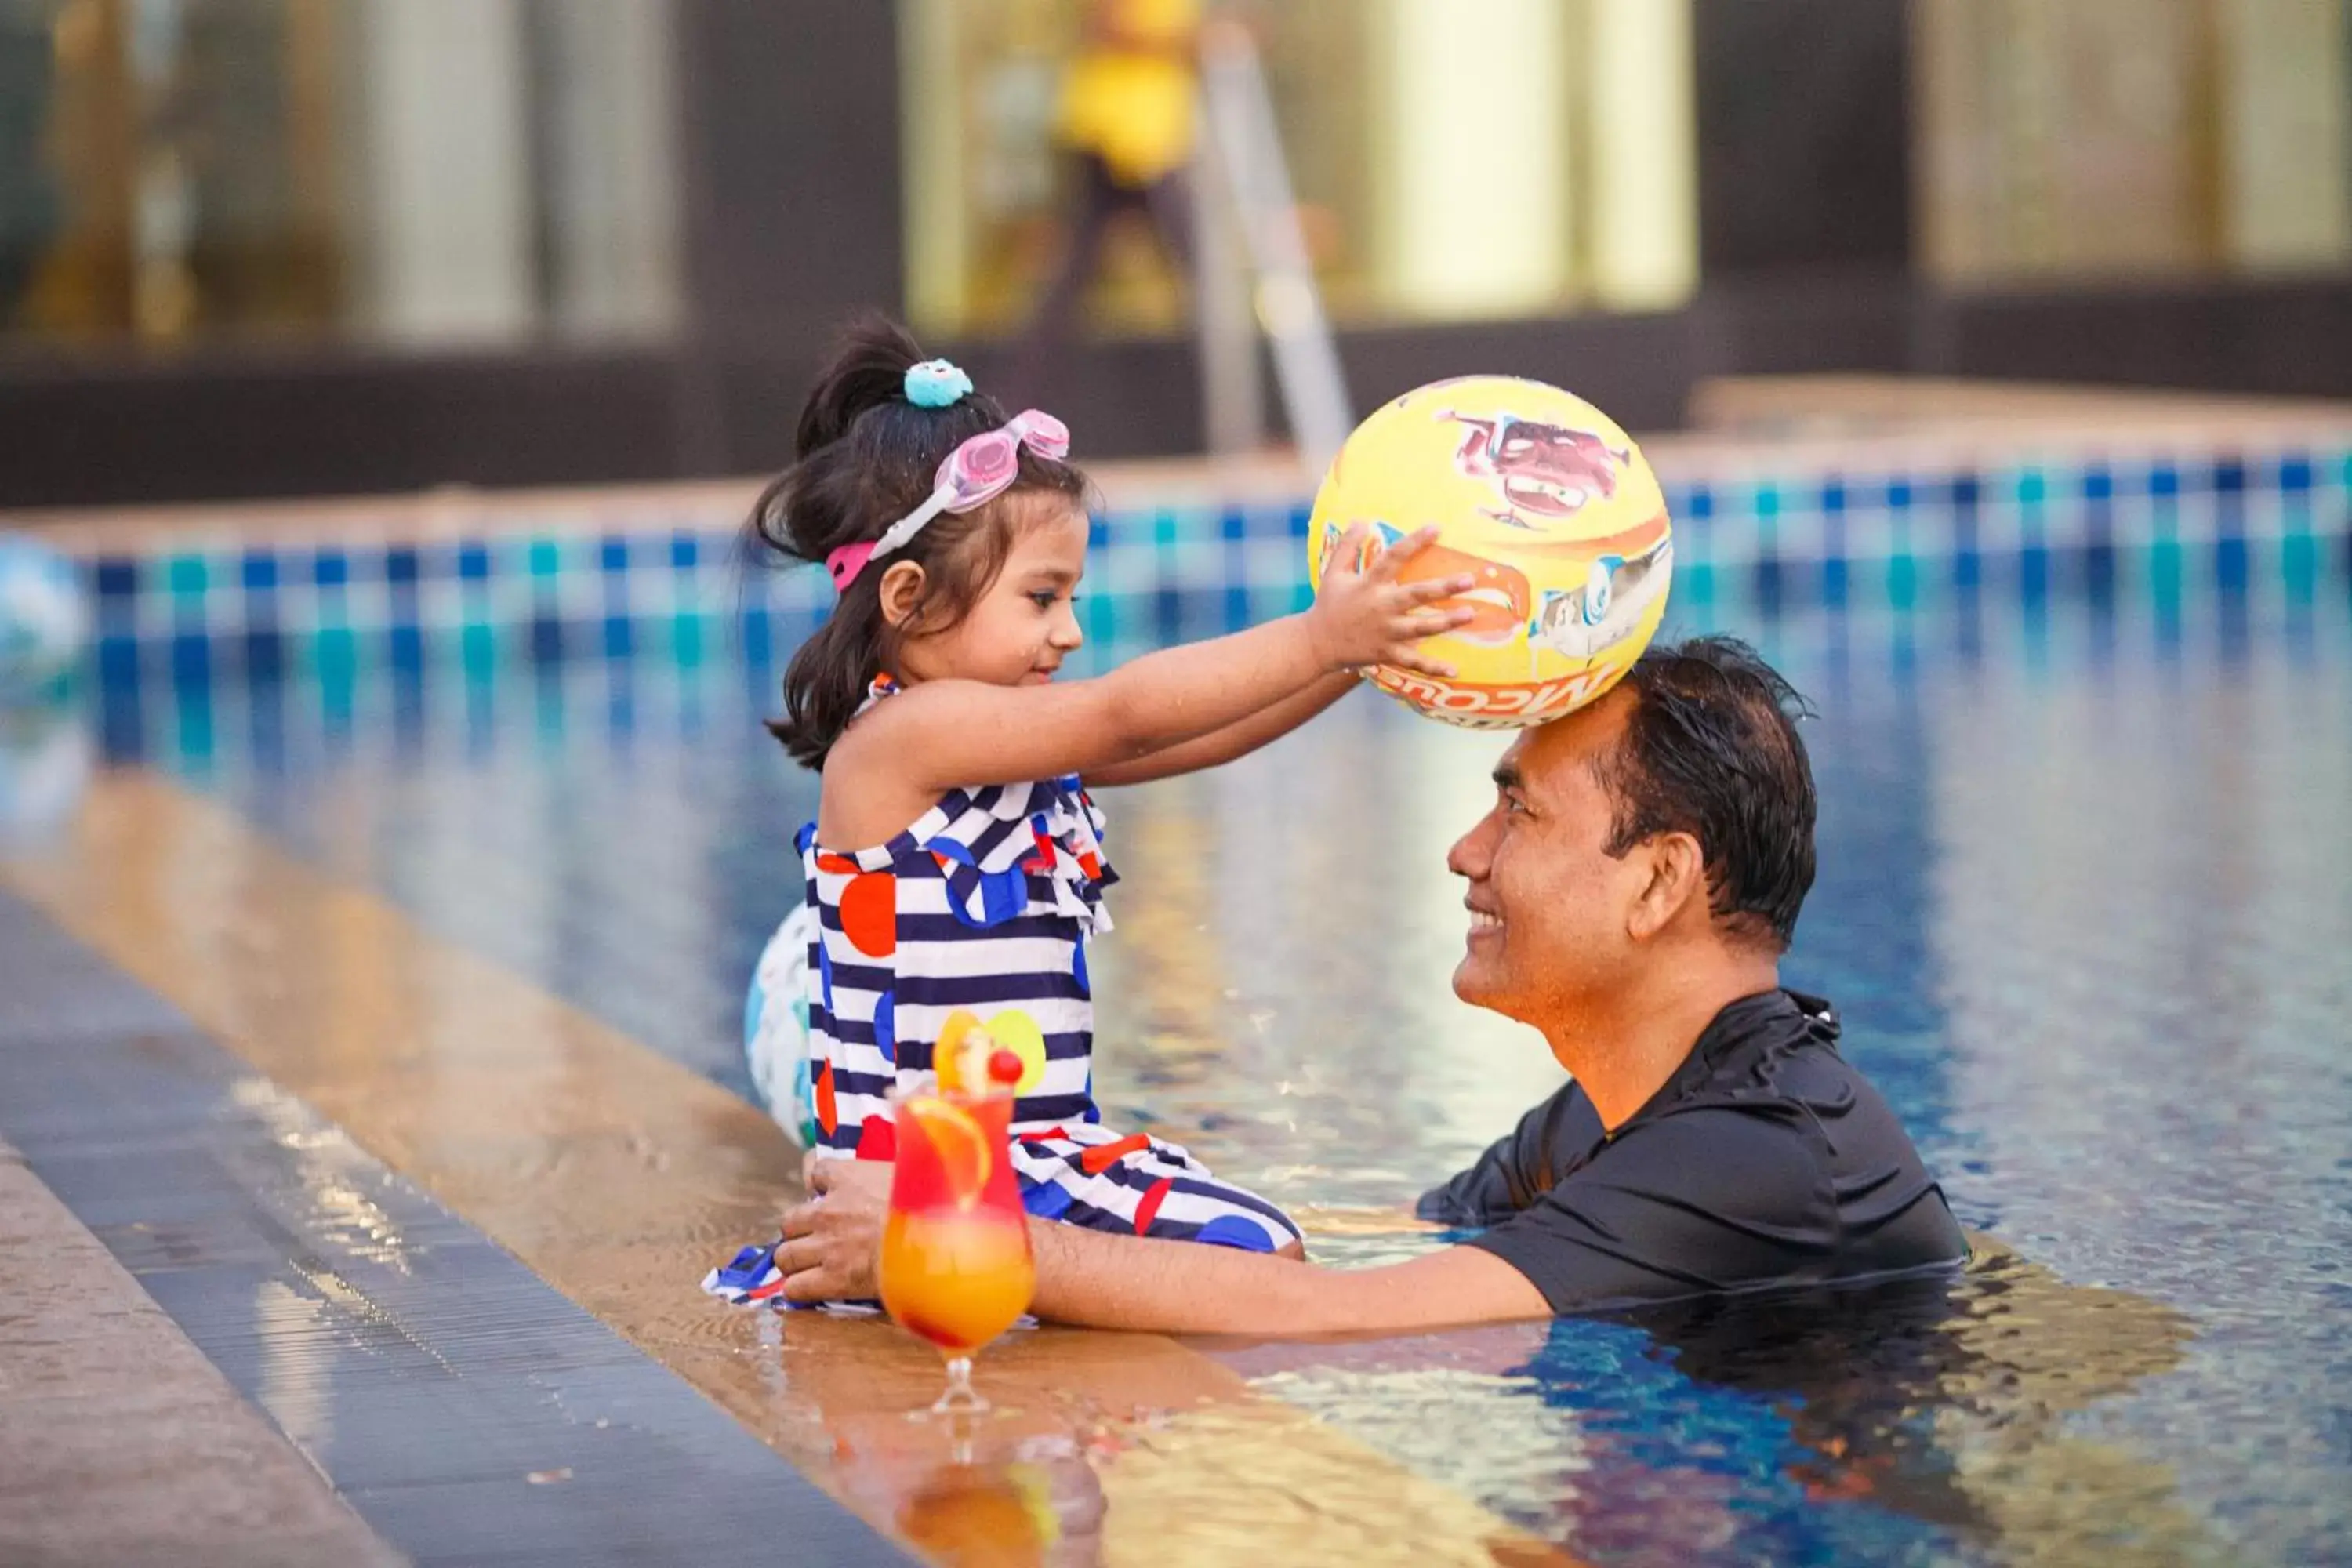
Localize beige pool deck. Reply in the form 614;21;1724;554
0;1134;397;1568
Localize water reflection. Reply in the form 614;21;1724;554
764;1307;1577;1564
895;1454;1106;1568
1215;1244;2210;1566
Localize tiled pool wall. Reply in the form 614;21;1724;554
51;439;2352;695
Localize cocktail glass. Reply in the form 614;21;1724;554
879;1080;1036;1415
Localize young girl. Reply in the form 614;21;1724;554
707;318;1471;1303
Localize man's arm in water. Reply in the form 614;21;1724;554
777;1160;1550;1334
1022;1220;1550;1334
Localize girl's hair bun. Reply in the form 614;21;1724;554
903;360;973;408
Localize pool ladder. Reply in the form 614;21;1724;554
1191;20;1354;480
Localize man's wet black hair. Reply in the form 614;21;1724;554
1592;636;1819;952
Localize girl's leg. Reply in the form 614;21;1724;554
1011;1135;1303;1254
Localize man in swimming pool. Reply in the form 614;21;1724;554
777;637;1967;1325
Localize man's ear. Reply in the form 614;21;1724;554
877;560;928;632
1627;831;1706;942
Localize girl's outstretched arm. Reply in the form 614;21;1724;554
1082;670;1359;788
833;525;1472;801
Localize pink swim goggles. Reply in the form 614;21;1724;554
826;409;1073;592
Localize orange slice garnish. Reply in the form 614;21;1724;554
900;1095;991;1210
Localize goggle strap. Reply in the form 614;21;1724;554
827;408;1069;593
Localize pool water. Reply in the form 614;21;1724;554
54;586;2352;1566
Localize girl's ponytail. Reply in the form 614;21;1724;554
792;317;925;464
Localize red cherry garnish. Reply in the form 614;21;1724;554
986;1048;1025;1087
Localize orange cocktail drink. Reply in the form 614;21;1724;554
879;1084;1035;1413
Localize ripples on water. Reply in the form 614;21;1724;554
53;590;2352;1565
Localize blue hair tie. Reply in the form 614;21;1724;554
904;359;973;409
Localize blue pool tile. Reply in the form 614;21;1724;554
1820;556;1849;607
169;632;210;688
240;552;279;592
2081;466;2114;501
1820;478;1848;515
2216;535;2249;592
2082;502;2118;595
97;633;140;688
530;615;567;663
243;627;286;681
1884;478;1913;511
390;624;424;674
2082;539;2118;607
2278;453;2314;492
2150;465;2180;498
1884;554;1918;610
600;536;630;574
458;543;491;582
314;623;358;673
603;615;633;660
93;557;139;601
1220;509;1247;543
670;532;700;572
671;611;706;669
2214;458;2247;495
1684;485;1715;521
314;551;350;588
739;608;773;666
386;546;420;586
461;622;497;674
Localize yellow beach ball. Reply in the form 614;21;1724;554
1308;376;1674;728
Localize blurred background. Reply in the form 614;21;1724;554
3;7;2351;1563
2;0;2350;505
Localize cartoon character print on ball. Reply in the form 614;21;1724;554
1308;376;1674;730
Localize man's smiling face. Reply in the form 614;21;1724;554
1446;693;1653;1038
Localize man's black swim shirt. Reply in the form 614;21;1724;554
1418;989;1966;1313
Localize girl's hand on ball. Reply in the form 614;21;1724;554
1310;523;1478;677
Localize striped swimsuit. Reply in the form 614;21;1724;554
793;677;1299;1253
